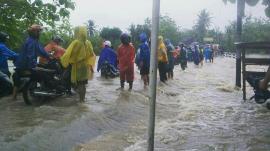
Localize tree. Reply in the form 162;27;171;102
90;33;104;55
87;20;96;37
193;9;212;43
222;17;270;51
39;19;74;48
100;27;122;49
0;0;75;50
128;16;181;47
129;22;151;48
159;15;181;45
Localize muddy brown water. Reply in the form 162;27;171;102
0;57;270;151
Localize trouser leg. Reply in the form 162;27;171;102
128;81;133;90
158;63;163;81
120;80;125;89
78;83;86;102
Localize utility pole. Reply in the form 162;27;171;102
148;0;160;150
236;0;245;87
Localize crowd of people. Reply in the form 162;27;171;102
0;25;96;102
0;24;220;103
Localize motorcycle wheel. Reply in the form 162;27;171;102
22;81;45;105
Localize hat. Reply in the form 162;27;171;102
104;40;111;47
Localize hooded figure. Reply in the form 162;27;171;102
157;36;168;63
164;39;175;79
97;41;117;71
179;43;187;70
117;33;135;90
157;36;168;82
61;26;96;102
138;33;150;87
15;24;50;70
204;44;212;62
13;24;51;100
97;41;118;77
193;45;200;65
0;32;18;77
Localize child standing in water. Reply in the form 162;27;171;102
117;33;135;90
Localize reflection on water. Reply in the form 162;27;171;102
1;57;270;151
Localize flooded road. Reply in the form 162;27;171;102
0;57;270;151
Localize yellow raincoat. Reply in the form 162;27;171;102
157;36;168;63
61;26;96;84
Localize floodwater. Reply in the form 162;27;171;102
0;57;270;151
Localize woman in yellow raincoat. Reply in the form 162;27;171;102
61;26;96;102
157;36;168;83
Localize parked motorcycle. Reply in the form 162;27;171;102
246;75;270;109
100;61;119;78
16;59;70;105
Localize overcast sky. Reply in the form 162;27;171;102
69;0;267;31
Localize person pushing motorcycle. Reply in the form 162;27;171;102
13;24;52;99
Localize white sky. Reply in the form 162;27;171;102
69;0;267;31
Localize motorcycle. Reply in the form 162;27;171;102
246;74;270;109
100;61;119;78
0;71;13;98
16;59;70;105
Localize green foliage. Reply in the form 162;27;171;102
87;20;96;38
100;27;122;49
222;17;270;51
159;15;181;45
0;0;75;50
39;19;74;48
193;9;212;43
90;34;104;55
129;22;151;48
134;16;181;46
242;17;270;41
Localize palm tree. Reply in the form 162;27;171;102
194;9;212;43
87;19;96;37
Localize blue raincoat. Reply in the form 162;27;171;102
204;47;212;61
193;45;200;65
136;33;150;70
0;43;18;75
165;39;175;71
97;46;117;72
138;42;150;68
15;37;50;70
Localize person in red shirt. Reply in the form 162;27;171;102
39;36;65;64
117;33;135;90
